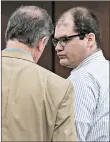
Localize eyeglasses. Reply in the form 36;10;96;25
52;33;85;47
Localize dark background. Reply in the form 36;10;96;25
1;1;110;78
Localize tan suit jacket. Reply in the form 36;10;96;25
2;49;77;141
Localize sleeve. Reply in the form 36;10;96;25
52;82;77;141
69;75;97;141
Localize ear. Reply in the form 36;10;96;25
87;33;95;48
43;36;49;46
36;36;49;52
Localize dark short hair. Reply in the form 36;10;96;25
57;7;102;48
5;6;54;47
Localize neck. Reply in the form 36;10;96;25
6;40;40;64
90;45;101;56
6;40;32;53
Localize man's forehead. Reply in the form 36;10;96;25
55;13;74;38
55;21;74;38
57;13;73;27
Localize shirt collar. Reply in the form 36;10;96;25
4;47;31;56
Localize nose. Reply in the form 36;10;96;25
55;42;63;52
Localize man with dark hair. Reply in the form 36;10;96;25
2;6;77;141
53;7;109;141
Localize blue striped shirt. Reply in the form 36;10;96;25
68;50;109;141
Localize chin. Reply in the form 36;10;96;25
59;59;77;69
60;59;70;68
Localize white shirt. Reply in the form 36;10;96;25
68;50;109;141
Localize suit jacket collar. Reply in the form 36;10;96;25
2;49;35;63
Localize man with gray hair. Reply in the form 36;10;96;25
53;6;109;141
2;6;77;141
